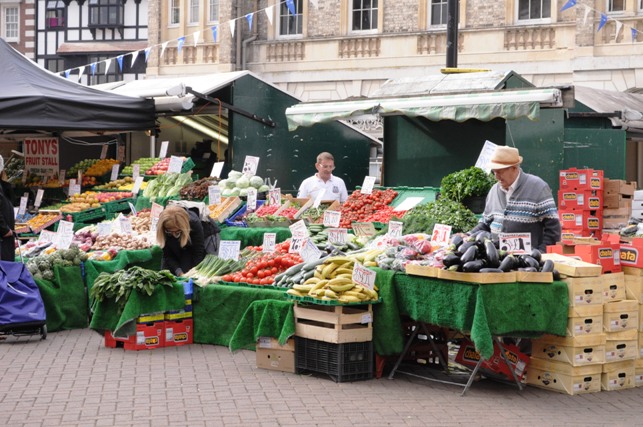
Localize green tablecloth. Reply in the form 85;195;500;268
35;265;88;332
193;283;289;347
229;299;295;351
372;268;569;359
219;227;292;248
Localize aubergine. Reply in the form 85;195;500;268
456;241;476;256
530;249;542;263
520;255;540;269
450;234;464;250
484;240;499;267
443;253;462;268
460;245;479;263
462;259;486;272
499;254;518;272
540;259;554;273
518;267;538;273
475;231;491;244
552;269;561;281
479;268;504;273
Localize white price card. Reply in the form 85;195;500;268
167;155;183;174
289;237;306;254
499;232;531;254
323;210;341;228
159;140;169;158
18;196;28;216
352;262;376;291
242;155;260;177
313;188;326;208
151;202;164;218
132;164;140;179
300;238;322;263
208;185;221;206
247;187;257;211
110;164;120;181
211;161;224;178
360;176;377;195
59;169;66;185
132;176;144;195
119;216;133;235
35;189;44;208
289;220;309;239
219;240;241;261
388;220;403;238
352;222;376;237
57;220;75;250
38;229;57;243
268;188;281;206
394;197;424;212
100;144;108;159
475;140;498;173
262;233;276;252
97;222;112;236
128;202;137;216
69;179;76;187
328;228;347;245
431;224;452;247
69;184;81;196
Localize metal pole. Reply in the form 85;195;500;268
446;0;459;68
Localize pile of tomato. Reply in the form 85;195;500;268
339;188;398;228
221;241;303;285
363;205;406;223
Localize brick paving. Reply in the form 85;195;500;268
1;328;642;426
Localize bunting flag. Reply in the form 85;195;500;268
211;25;218;42
246;12;253;31
144;47;152;62
160;41;169;58
615;20;623;39
104;58;112;75
229;19;236;37
193;30;200;47
116;55;124;71
582;5;591;26
78;65;85;81
265;5;274;26
177;36;186;54
560;0;576;12
64;69;70;78
90;62;96;75
597;13;608;32
632;28;639;42
286;0;296;15
131;50;139;67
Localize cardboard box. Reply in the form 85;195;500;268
573;244;621;274
560;229;597;240
604;193;633;209
256;337;295;373
559;168;604;191
604;179;637;196
559;210;602;232
601;272;626;301
620;238;643;268
623;271;643;302
602;360;635;391
635;359;643;387
558;189;602;210
567;305;604;336
604;329;638;362
531;334;605;366
454;339;529;382
104;321;165;351
526;358;602;395
603;300;639;332
542;253;603;278
164;319;193;347
563;276;605;306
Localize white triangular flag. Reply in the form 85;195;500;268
131;50;139;67
104;58;112;75
229;19;236;37
265;5;274;26
193;30;200;47
615;20;623;39
77;66;85;81
583;5;591;26
161;41;169;58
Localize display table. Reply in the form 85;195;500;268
219;227;292;248
35;265;88;332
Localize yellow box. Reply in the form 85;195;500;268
567;305;603;336
624;274;643;302
601;360;635;391
531;334;605;366
255;337;295;373
601;272;626;302
635;359;643;387
603;300;639;332
563;276;605;306
526;358;602;395
604;329;638;362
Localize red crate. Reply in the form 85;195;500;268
559;210;602;231
619;238;643;268
559;168;604;191
104;321;165;351
558;189;603;211
560;229;600;240
454;338;529;382
548;241;621;273
164;319;193;347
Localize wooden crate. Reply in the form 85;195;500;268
541;253;603;278
437;268;517;284
208;196;242;222
604;193;632;209
604;179;637;196
294;302;372;343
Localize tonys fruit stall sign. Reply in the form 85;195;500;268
24;137;60;178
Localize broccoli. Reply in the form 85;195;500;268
42;270;54;281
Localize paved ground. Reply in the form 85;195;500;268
1;328;642;427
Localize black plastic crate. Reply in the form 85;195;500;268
295;336;373;382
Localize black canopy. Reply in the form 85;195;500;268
0;38;155;131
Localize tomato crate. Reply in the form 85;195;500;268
559;168;604;191
558;189;603;211
104;321;165;351
295;336;373;382
164;319;193;347
559;209;602;231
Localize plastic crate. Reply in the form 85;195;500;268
295;336;373;382
224;200;266;227
103;197;134;215
65;206;106;223
389;186;439;209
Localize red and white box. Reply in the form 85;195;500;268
559;168;604;191
558;189;603;211
104;320;165;351
455;338;529;382
164;319;193;347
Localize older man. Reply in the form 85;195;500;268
297;152;348;203
470;146;561;252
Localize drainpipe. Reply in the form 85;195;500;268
240;0;259;70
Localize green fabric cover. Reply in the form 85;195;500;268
372;269;405;356
219;227;292;248
228;299;295;351
35;265;88;332
193;283;289;346
89;281;185;337
134;196;178;211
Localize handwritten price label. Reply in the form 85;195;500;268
100;144;108;159
247;188;257;211
498;232;531;254
132;164;140;179
300;238;322;263
323;210;341;227
242;155;260;177
289;237;305;254
360;176;377;195
18;196;28;216
167;155;183;174
211;161;224;178
35;189;44;208
110;164;120;181
208;185;221;206
388;220;403;238
352;222;376;237
159;141;169;158
430;224;452;247
97;222;112;236
268;188;281;206
262;233;276;252
219;240;241;261
119;216;133;235
39;229;57;243
57;220;75;250
132;176;144;195
352;262;376;290
289;220;309;239
328;228;347;245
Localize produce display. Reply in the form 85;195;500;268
90;267;176;311
218;170;270;197
85;159;120;177
23;212;63;233
440;167;495;203
185;253;252;285
91;233;153;251
306;224;362;252
69;191;132;204
180;176;220;200
339;188;399;228
221;242;303;285
26;245;88;281
372;234;435;271
121;157;160;176
68;159;99;176
142;172;193;198
93;177;136;191
5;155;24;184
402;198;478;235
145;156;191;175
208;197;242;222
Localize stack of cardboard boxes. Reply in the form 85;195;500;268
602;179;636;234
558;168;604;240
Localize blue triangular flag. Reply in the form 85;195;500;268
560;0;576;12
632;28;638;42
90;63;96;75
597;13;608;32
246;13;253;31
211;25;218;42
116;55;124;71
177;36;186;54
64;69;70;78
144;47;152;62
286;0;296;15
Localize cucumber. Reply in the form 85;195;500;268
302;256;328;271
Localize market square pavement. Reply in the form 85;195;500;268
1;328;641;427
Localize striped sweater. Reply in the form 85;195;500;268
471;171;561;251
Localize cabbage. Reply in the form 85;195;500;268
258;184;270;193
228;170;242;180
236;176;250;189
250;175;264;189
230;188;240;197
218;179;228;189
239;188;249;197
222;188;233;197
225;179;236;189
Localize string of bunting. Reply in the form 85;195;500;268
560;0;640;41
61;0;318;81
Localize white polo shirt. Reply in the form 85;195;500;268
297;174;348;203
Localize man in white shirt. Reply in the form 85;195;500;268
297;152;348;203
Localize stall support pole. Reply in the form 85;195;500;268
149;135;156;158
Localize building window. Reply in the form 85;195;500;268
88;0;124;27
208;0;219;23
351;0;378;32
46;1;65;29
87;55;123;85
279;0;303;36
170;0;180;25
45;58;65;73
2;5;19;41
517;0;551;21
608;0;625;12
429;0;448;26
189;0;199;24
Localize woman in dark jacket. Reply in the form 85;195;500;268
156;205;205;276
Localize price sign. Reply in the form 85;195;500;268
167;155;183;174
499;232;532;254
38;229;57;243
360;176;377;195
18;196;28;216
328;228;347;245
97;222;112;236
110;164;120;181
132;176;144;195
149;203;163;237
268;188;281;206
352;262;376;291
242;155;260;177
289;220;309;239
100;144;108;159
247;188;257;211
289;237;305;254
119;216;133;235
159;140;169;158
430;224;452;247
388;220;403;238
313;188;326;208
323;210;341;228
132;164;140;179
262;233;276;252
208;185;221;206
219;240;241;261
210;161;224;178
57;220;74;250
128;202;137;217
352;222;376;237
69;184;81;196
300;238;322;263
69;179;76;187
35;189;44;208
59;169;66;185
475;140;498;173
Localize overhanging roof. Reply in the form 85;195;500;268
574;85;643;131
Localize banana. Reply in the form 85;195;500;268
325;256;354;264
338;295;361;303
310;279;328;292
334;267;354;276
328;277;352;287
286;289;306;297
324;289;338;299
335;273;353;280
329;282;355;293
292;283;314;292
321;262;340;279
303;277;320;285
364;261;378;267
343;290;367;300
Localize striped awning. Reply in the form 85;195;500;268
285;88;563;131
